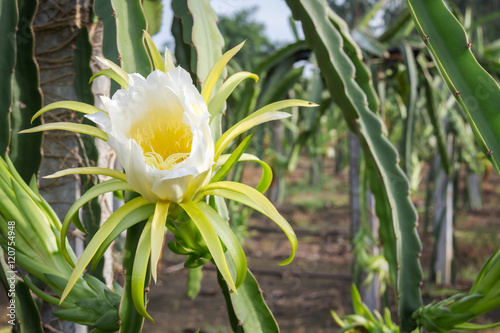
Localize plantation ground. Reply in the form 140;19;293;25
0;158;498;332
143;159;500;333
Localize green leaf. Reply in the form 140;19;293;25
253;41;309;75
171;0;225;88
197;202;247;288
94;308;120;330
76;298;113;313
407;0;500;175
83;274;108;298
11;180;59;257
208;71;258;121
60;197;150;304
15;281;44;333
7;252;59;288
44;273;94;303
131;216;154;322
20;122;109;141
20;274;75;309
180;200;236;292
196;181;296;265
150;201;169;282
53;307;100;326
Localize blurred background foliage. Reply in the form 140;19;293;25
1;0;500;331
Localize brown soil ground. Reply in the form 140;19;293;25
0;157;498;332
142;158;500;333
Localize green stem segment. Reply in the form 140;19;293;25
406;0;500;175
285;1;422;331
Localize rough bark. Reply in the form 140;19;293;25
34;1;89;331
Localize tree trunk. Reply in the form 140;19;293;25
34;1;89;331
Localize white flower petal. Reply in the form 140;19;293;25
90;67;214;203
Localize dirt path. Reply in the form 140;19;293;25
144;160;500;332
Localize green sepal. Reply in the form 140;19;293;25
30;101;106;123
95;56;130;87
20;274;75;309
91;203;155;270
15;281;44;333
45;166;127;182
90;69;128;89
208;71;258;121
167;241;193;255
20;122;109;141
75;298;113;313
82;274;108;298
211;134;254;184
201;41;245;103
179;200;236;292
44;274;92;304
214;99;317;161
198;201;247;288
61;179;133;267
53;307;100;326
143;30;166;72
94;308;120;330
130;216;154;322
60;197;150;304
195;181;297;265
104;289;121;308
184;255;211;268
150;201;170;282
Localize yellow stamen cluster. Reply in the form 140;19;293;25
130;111;193;170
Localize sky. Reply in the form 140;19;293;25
152;0;298;49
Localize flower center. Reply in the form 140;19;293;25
130;111;193;170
